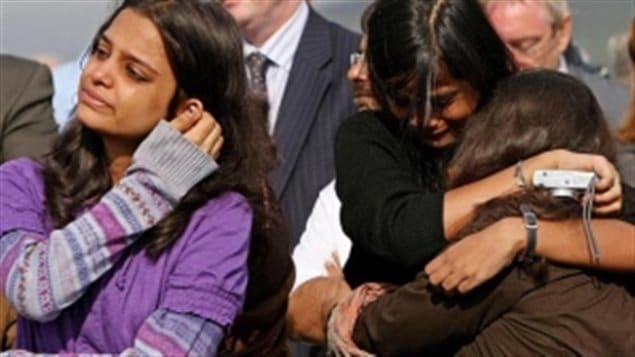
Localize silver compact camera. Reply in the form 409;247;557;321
532;170;596;198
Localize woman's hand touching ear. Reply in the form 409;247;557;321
171;99;224;160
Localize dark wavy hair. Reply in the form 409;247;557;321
448;70;617;240
364;0;516;187
42;0;280;259
366;0;516;126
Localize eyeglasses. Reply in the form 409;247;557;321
350;51;365;66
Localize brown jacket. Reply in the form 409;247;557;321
220;201;295;357
353;264;634;356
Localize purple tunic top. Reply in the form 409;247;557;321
1;159;251;353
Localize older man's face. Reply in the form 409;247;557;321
485;1;571;70
221;0;281;28
347;36;379;111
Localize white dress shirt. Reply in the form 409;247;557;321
52;57;83;129
291;180;352;291
558;55;569;73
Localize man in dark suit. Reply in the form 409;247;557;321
222;0;360;249
221;2;358;356
480;0;629;128
0;55;58;163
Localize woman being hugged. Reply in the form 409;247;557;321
0;0;280;354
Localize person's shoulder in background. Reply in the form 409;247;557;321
0;55;58;163
568;62;630;129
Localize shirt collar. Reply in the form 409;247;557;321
558;56;569;74
243;1;309;72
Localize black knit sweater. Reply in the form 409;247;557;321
335;110;452;287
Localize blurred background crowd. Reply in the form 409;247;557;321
2;1;633;82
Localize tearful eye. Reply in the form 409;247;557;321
125;65;147;82
432;98;451;109
92;45;110;60
431;93;456;111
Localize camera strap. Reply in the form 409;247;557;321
582;176;601;264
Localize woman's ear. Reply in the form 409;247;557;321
174;98;204;120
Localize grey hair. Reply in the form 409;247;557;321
480;0;570;25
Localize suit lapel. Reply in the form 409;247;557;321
270;10;333;197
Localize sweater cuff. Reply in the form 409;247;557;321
131;120;218;200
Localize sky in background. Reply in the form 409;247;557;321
0;0;633;73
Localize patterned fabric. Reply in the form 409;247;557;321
242;1;309;133
0;167;174;322
264;8;360;252
2;309;224;357
132;309;224;356
0;121;242;354
0;121;215;322
245;52;269;98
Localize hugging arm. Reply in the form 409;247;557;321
426;184;634;294
352;265;555;356
336;113;623;270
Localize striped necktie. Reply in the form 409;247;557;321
245;52;269;99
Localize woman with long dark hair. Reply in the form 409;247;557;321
0;0;288;354
346;70;634;356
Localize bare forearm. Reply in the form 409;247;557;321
444;169;516;239
535;219;635;270
498;216;634;270
444;153;557;239
287;277;351;343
